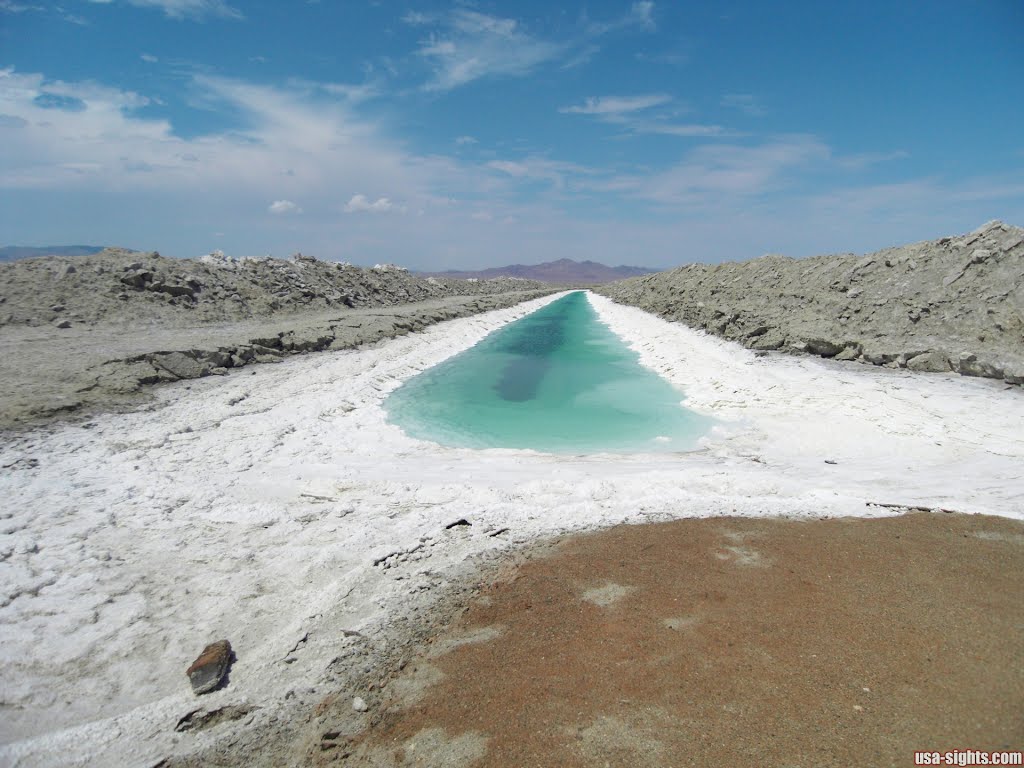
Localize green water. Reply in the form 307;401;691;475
384;291;713;453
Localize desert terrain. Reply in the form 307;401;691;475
0;223;1021;767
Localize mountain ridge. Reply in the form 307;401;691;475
0;245;106;262
420;257;657;284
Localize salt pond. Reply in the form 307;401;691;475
385;291;713;453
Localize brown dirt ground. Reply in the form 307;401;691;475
329;512;1024;768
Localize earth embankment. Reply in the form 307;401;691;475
0;248;557;428
597;220;1024;385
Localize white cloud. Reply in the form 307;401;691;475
344;194;395;213
560;94;671;116
455;135;477;145
0;68;447;201
268;199;301;215
2;67;1020;272
140;53;158;63
87;0;242;20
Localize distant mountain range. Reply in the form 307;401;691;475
0;245;106;262
421;258;657;284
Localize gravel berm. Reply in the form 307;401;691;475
597;220;1024;386
0;248;558;429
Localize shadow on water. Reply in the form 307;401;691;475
492;299;570;401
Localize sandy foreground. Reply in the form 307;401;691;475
1;292;1022;766
341;513;1023;767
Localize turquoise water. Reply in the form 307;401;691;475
384;291;713;453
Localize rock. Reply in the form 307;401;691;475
748;330;786;351
352;696;368;712
205;349;234;368
834;344;861;361
175;702;255;732
52;318;72;329
148;282;196;298
906;351;951;373
803;338;845;358
186;639;233;695
120;270;153;289
956;353;989;378
281;329;335;353
150;351;210;379
250;336;283;350
860;349;898;366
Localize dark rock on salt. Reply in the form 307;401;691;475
186;639;233;695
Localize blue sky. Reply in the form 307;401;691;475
1;1;1022;268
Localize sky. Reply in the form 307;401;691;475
1;1;1023;269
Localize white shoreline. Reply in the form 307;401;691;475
1;291;1022;766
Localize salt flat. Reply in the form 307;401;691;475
1;291;1021;767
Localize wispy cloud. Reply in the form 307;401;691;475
584;0;657;35
591;136;832;205
634;122;727;137
720;93;765;116
834;150;909;170
0;0;43;12
630;1;655;30
400;10;431;26
486;157;596;190
2;64;1018;270
0;68;423;196
412;10;563;91
560;94;671;116
455;135;477;145
140;53;158;63
86;0;242;21
560;92;728;139
408;4;658;92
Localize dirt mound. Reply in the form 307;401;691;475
0;248;547;330
598;220;1024;385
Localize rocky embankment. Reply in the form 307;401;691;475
0;248;548;328
0;249;556;428
598;220;1024;385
